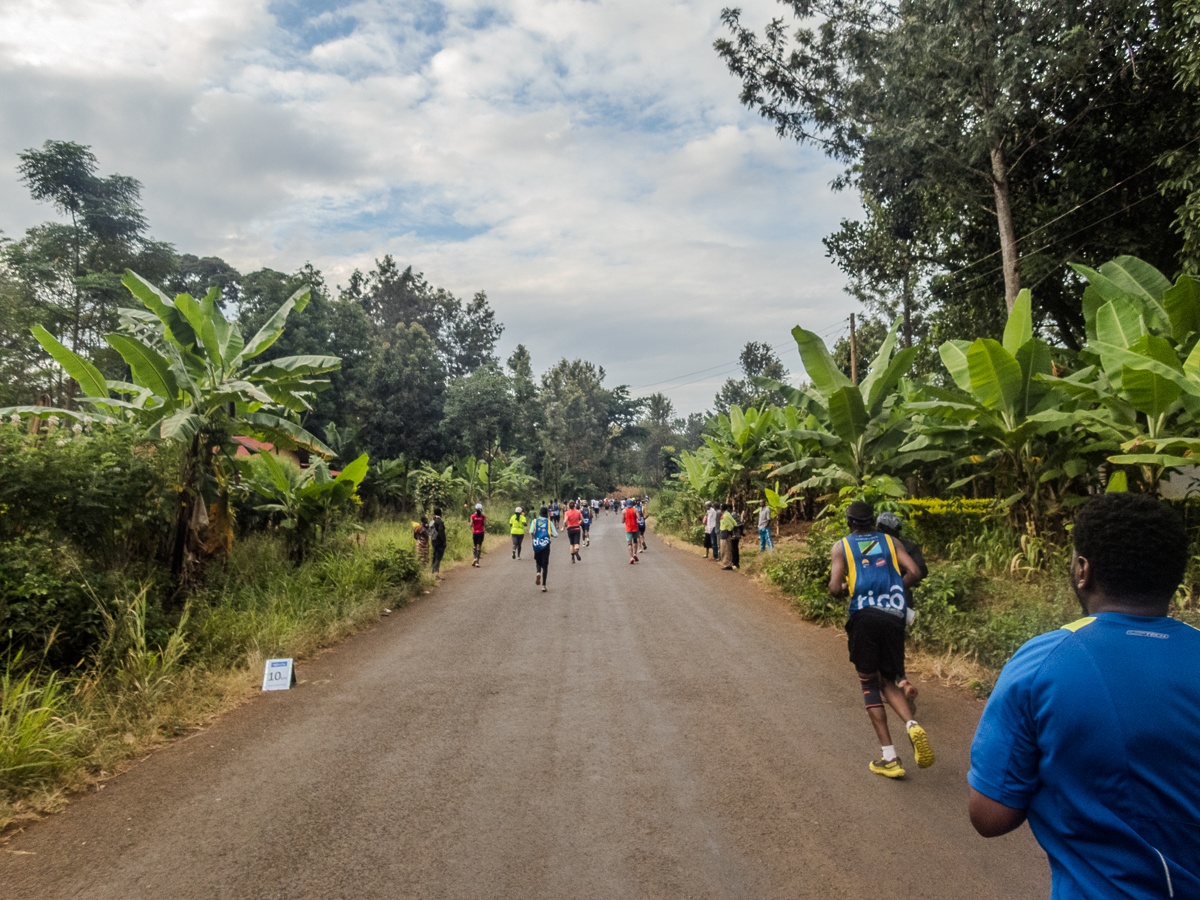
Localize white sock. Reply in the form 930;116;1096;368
906;720;919;730
882;745;897;761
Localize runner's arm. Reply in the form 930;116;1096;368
968;788;1026;837
828;541;848;596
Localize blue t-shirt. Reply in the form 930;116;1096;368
970;613;1200;899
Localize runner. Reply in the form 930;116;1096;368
564;500;584;562
828;500;931;779
591;497;600;521
624;499;640;563
580;501;592;546
528;505;557;592
509;505;528;560
551;499;561;530
636;501;647;552
470;503;486;567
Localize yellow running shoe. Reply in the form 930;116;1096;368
869;757;906;779
908;723;935;768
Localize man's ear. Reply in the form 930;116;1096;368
1073;554;1092;591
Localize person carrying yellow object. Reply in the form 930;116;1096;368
509;506;528;560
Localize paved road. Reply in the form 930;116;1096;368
1;514;1049;899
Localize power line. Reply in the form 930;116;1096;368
950;190;1162;293
941;135;1200;281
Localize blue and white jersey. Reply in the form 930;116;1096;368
841;532;906;619
531;517;553;549
581;506;591;525
971;613;1200;899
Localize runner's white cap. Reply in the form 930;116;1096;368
475;503;483;510
515;506;522;513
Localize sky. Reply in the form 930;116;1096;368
0;0;863;415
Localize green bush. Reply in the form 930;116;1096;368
907;498;992;556
651;487;706;543
372;542;421;585
0;424;174;565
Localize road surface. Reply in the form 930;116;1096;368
1;514;1049;899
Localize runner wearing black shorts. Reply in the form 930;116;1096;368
564;501;583;562
829;500;932;779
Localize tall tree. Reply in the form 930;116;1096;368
715;0;1192;317
357;256;502;377
361;323;447;462
713;341;786;414
16;141;150;353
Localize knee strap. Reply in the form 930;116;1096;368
860;675;884;709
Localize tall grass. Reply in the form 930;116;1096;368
0;654;84;794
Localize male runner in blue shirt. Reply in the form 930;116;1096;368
969;492;1200;898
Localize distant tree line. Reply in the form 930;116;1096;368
1;140;729;497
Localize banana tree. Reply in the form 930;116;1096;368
242;451;369;561
755;318;918;491
1039;257;1200;491
678;404;801;507
905;291;1106;530
7;269;340;584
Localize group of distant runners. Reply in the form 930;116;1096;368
462;496;649;592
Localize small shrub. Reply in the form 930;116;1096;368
907;498;993;556
372;542;421;585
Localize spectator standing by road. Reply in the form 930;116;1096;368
757;498;774;551
470;503;486;567
705;502;721;562
828;500;932;779
719;504;741;570
509;506;527;560
968;493;1200;898
429;509;447;577
414;516;430;566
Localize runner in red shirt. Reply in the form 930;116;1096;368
624;500;640;564
564;501;584;562
470;503;486;567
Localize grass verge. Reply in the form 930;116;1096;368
0;517;478;832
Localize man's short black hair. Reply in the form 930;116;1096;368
1073;493;1188;605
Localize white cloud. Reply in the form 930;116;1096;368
0;0;863;413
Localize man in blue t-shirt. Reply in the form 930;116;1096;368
969;493;1200;898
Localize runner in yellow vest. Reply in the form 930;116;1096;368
509;507;528;560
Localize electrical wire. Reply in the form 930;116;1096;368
939;135;1199;281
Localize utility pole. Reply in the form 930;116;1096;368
849;313;859;385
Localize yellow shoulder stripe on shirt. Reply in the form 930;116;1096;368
1060;616;1096;632
842;537;857;596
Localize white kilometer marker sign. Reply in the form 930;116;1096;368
261;658;296;690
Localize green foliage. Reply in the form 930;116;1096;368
0;421;173;564
413;467;454;512
240;452;369;561
371;542;421;585
906;498;993;556
0;654;83;794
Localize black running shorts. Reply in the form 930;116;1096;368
846;608;906;679
567;527;581;544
